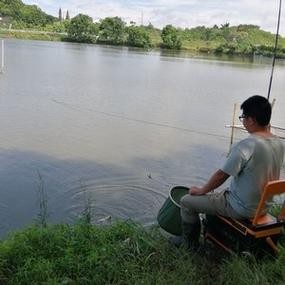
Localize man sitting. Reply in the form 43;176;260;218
179;95;285;249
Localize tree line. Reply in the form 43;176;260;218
64;15;285;57
1;0;285;57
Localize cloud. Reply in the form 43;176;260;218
23;0;285;34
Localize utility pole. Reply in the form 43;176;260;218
141;11;144;26
1;39;4;74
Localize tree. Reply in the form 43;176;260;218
58;7;62;22
146;22;154;30
161;24;182;49
237;24;260;32
19;5;55;27
65;10;70;21
220;22;232;41
127;26;151;48
0;0;56;27
98;17;126;45
66;14;97;43
48;21;66;33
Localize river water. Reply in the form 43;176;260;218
0;39;284;237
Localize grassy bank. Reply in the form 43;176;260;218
0;221;285;284
0;29;63;42
1;27;285;59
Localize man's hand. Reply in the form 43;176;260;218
189;186;205;196
189;170;230;196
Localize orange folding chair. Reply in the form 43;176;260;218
204;180;285;255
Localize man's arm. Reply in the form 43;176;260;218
190;169;230;196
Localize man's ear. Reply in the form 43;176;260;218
247;116;256;126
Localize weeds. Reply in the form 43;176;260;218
79;180;93;225
0;221;284;285
35;171;49;228
0;222;200;284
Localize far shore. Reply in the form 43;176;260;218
2;28;285;60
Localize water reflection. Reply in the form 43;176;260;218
159;48;285;66
0;140;227;237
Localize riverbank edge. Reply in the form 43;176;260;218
0;220;284;284
1;28;285;59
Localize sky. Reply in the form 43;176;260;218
23;0;285;35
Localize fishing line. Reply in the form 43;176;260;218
52;99;230;140
267;0;283;100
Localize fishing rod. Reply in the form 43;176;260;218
267;0;283;100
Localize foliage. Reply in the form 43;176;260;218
182;23;285;57
0;222;199;284
0;221;284;284
0;0;56;28
35;172;49;228
0;29;63;41
66;13;97;43
98;16;126;45
161;24;182;49
184;25;223;42
127;25;152;48
46;21;67;33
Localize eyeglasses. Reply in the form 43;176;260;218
238;114;247;122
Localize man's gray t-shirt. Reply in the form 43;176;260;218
221;134;285;217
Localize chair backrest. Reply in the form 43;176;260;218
252;180;285;225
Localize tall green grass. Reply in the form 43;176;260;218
0;29;63;41
0;221;284;285
0;222;199;284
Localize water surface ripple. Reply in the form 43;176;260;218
0;39;284;237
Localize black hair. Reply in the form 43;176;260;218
240;95;271;126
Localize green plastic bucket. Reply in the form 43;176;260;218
157;186;189;235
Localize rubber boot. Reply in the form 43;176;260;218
181;221;201;250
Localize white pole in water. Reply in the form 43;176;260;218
1;39;4;73
228;103;237;154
